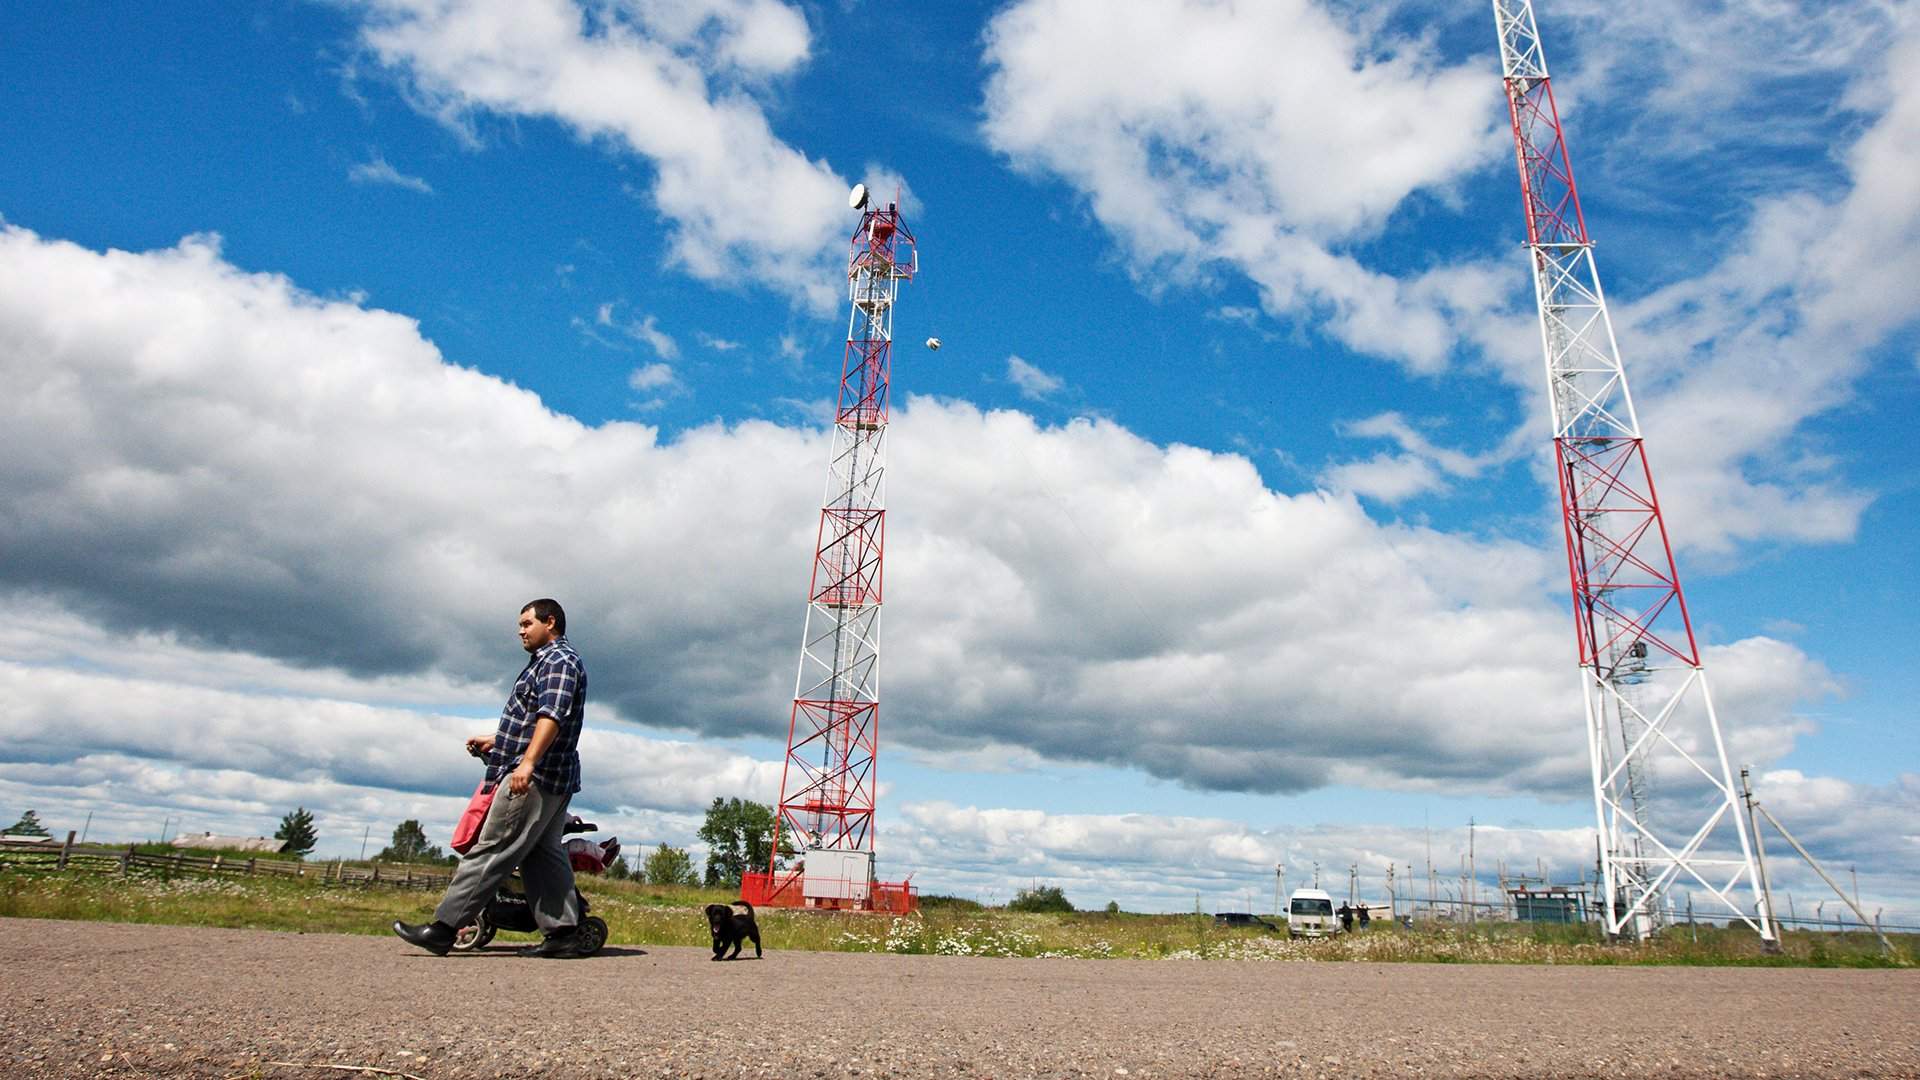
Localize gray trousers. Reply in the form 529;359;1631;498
434;782;580;934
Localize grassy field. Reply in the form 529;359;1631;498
0;863;1909;967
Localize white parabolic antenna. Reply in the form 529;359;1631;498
925;337;941;351
849;183;869;210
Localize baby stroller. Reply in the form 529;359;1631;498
449;816;618;954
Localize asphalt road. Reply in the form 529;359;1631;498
3;918;1915;1078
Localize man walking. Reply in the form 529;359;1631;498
394;598;589;958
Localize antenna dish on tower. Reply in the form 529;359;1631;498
849;183;869;210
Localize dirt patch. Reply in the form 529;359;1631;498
3;917;1915;1078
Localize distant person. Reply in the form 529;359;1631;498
393;598;589;959
1359;905;1371;930
1337;902;1354;933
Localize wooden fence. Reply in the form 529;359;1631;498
0;833;454;890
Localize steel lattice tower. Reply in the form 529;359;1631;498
762;194;916;908
1494;0;1776;943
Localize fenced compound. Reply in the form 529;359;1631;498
0;834;453;890
741;868;919;913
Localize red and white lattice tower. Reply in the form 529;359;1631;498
1494;0;1775;943
746;189;918;913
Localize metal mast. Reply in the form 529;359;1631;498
1493;0;1775;944
761;190;917;909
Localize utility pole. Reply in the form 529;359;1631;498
80;810;92;845
1424;821;1434;921
359;824;370;861
1274;862;1284;917
1468;817;1477;915
1462;857;1475;925
1740;767;1782;951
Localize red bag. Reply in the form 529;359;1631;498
450;780;497;855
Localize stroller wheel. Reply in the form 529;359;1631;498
451;913;495;952
579;916;608;955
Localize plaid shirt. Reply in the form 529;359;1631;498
487;637;586;796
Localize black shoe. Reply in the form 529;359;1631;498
518;929;584;959
393;920;456;956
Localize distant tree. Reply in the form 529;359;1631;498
602;853;631;880
1008;884;1074;913
4;810;50;837
375;819;449;864
696;797;786;888
1104;900;1121;915
642;843;699;887
274;807;318;857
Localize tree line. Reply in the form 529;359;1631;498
7;797;791;888
11;804;1100;909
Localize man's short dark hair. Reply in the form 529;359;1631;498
521;598;566;638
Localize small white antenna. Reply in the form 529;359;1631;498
848;183;869;211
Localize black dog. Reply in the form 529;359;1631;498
704;900;762;960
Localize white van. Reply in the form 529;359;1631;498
1286;888;1339;938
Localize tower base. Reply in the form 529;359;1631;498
742;868;918;913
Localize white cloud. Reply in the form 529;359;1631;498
982;0;1504;372
635;314;678;360
1005;354;1063;400
884;796;1920;916
350;0;849;311
1530;0;1904;167
346;152;433;194
0;654;783;858
628;361;679;392
595;305;679;360
0;222;1840;806
1318;452;1444;504
778;333;804;361
0;224;816;722
576;305;682;363
1320;412;1533;504
982;1;1920;563
1582;23;1920;556
0;221;1906;908
625;359;686;409
696;331;742;352
617;0;810;75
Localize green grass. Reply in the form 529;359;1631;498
0;865;411;934
0;866;1910;967
128;842;306;862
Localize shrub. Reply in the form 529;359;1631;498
1008;883;1074;913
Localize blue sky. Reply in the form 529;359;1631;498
2;0;1916;917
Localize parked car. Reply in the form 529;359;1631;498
1286;888;1340;937
1213;911;1281;931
